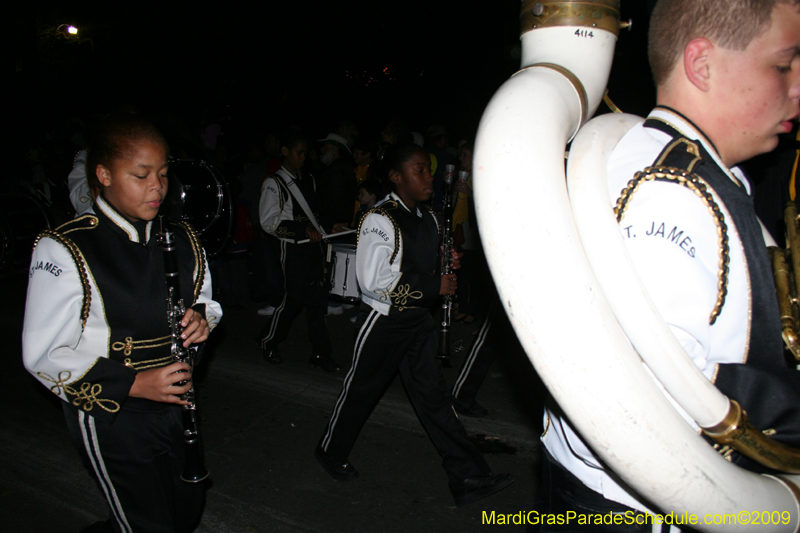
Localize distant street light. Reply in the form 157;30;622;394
55;24;79;39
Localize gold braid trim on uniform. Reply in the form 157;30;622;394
32;231;92;330
647;117;746;190
175;221;205;304
375;281;423;311
122;355;174;370
273;226;295;238
614;165;730;325
112;335;171;357
654;138;702;170
37;370;121;413
60;215;99;234
357;201;402;265
262;175;285;211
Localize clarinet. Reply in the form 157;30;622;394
159;217;209;484
437;164;456;367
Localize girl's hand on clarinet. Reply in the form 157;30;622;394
450;249;462;270
180;308;209;348
439;247;462;270
129;362;192;404
440;273;458;295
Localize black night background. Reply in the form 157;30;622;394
8;1;655;201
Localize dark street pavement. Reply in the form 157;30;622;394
1;270;546;532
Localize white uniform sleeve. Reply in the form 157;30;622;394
613;179;744;378
22;236;136;418
259;176;300;240
195;255;222;330
357;211;402;311
23;237;85;394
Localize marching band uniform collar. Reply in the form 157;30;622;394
646;106;748;191
388;192;423;217
95;195;153;244
280;164;301;180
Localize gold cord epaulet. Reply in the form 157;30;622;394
32;230;92;330
175;221;206;304
614;165;729;325
357;203;401;265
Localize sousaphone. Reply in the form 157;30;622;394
474;1;800;530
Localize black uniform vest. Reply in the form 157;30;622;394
387;201;439;276
65;203;201;370
645;112;800;472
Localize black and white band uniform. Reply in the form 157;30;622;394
22;195;222;533
257;163;339;372
317;189;513;506
542;107;800;518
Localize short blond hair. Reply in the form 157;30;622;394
648;0;800;86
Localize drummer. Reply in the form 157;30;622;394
257;130;341;372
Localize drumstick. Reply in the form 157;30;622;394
296;228;357;245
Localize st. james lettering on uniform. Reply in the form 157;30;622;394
29;260;63;278
362;226;390;242
622;221;696;258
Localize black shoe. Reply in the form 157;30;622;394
454;400;489;418
262;348;283;364
309;354;341;372
450;473;514;507
315;445;359;481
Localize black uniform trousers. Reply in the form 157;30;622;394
320;306;490;483
259;239;331;355
451;299;499;409
532;449;681;533
63;401;204;533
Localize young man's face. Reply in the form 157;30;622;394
711;2;800;166
282;141;308;172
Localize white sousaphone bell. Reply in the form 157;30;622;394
473;1;800;530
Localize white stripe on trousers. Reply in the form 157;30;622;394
451;310;493;398
321;308;381;451
261;240;289;347
79;411;132;533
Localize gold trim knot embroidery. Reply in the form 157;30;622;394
376;283;423;310
273;226;295;238
37;371;120;413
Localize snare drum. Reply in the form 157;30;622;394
160;159;233;259
328;243;360;302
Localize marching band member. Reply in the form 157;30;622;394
540;0;800;528
315;143;513;507
257;131;340;372
22;113;222;533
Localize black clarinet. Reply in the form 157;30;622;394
437;164;456;367
159;217;209;483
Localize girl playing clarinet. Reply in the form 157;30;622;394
22;113;222;533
